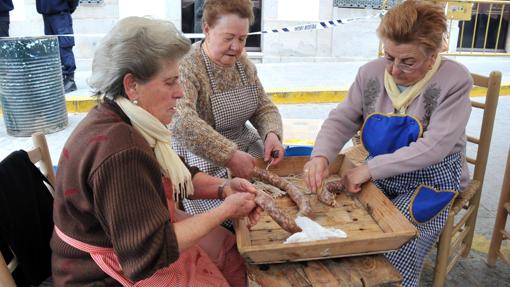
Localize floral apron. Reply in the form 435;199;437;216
361;113;463;287
54;177;245;287
173;45;263;226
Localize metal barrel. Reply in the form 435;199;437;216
0;36;68;137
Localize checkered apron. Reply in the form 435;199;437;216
173;46;263;227
372;152;463;287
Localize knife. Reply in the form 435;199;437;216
265;150;280;170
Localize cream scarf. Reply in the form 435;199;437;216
384;54;442;113
115;97;193;201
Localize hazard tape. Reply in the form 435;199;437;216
0;12;385;39
185;12;384;38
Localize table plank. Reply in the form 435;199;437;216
247;255;402;287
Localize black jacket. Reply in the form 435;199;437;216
36;0;79;15
0;150;53;286
0;0;13;14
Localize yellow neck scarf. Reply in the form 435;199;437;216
384;54;442;113
115;97;193;201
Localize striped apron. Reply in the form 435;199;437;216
54;177;245;287
173;45;263;227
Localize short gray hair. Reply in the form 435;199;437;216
88;16;191;100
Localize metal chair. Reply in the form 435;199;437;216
0;132;56;287
433;71;501;286
487;146;510;267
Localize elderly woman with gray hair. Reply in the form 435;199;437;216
50;17;259;286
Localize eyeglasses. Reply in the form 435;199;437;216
383;54;428;74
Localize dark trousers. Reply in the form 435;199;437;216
194;0;204;33
42;13;76;76
0;14;9;37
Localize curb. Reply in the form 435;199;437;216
1;84;508;114
62;84;510;113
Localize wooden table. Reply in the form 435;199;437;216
243;151;409;286
246;254;402;287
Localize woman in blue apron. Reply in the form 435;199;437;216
171;0;284;228
304;1;473;286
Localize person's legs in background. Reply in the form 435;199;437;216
43;13;77;94
0;12;9;37
194;0;204;33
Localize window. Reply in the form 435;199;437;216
181;0;261;51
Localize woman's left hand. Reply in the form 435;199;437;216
343;165;372;193
224;178;257;198
264;132;285;165
224;178;262;226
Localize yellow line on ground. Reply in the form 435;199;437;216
1;84;508;115
283;139;315;145
471;233;510;255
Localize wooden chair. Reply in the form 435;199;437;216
432;71;501;286
0;132;56;287
487;146;510;267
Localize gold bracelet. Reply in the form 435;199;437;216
217;179;229;200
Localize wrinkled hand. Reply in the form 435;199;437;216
224;178;256;198
222;192;257;219
247;206;262;227
303;156;329;193
343;164;371;193
264;132;285;165
223;178;261;225
226;150;255;179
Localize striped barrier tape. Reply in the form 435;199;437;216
187;12;385;38
0;12;385;39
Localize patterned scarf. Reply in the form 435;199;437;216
384;54;442;113
115;97;193;201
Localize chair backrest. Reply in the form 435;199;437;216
28;132;56;190
466;71;501;190
0;132;55;287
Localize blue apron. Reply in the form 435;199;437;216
361;113;463;287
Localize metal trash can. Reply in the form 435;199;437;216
0;36;68;137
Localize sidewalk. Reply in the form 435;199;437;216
67;56;510;112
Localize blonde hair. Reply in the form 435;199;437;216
377;0;446;54
203;0;254;28
89;17;191;99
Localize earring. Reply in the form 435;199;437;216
132;99;139;105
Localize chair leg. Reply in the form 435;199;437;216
461;189;484;257
488;148;510;266
433;214;454;287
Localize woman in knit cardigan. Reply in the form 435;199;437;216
304;1;473;286
50;17;260;286
171;0;284;228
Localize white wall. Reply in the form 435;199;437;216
7;0;382;67
261;0;381;62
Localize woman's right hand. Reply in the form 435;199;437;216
226;150;256;179
222;192;257;219
303;156;329;193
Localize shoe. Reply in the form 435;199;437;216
63;74;77;94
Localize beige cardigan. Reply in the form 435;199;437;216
172;42;283;166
